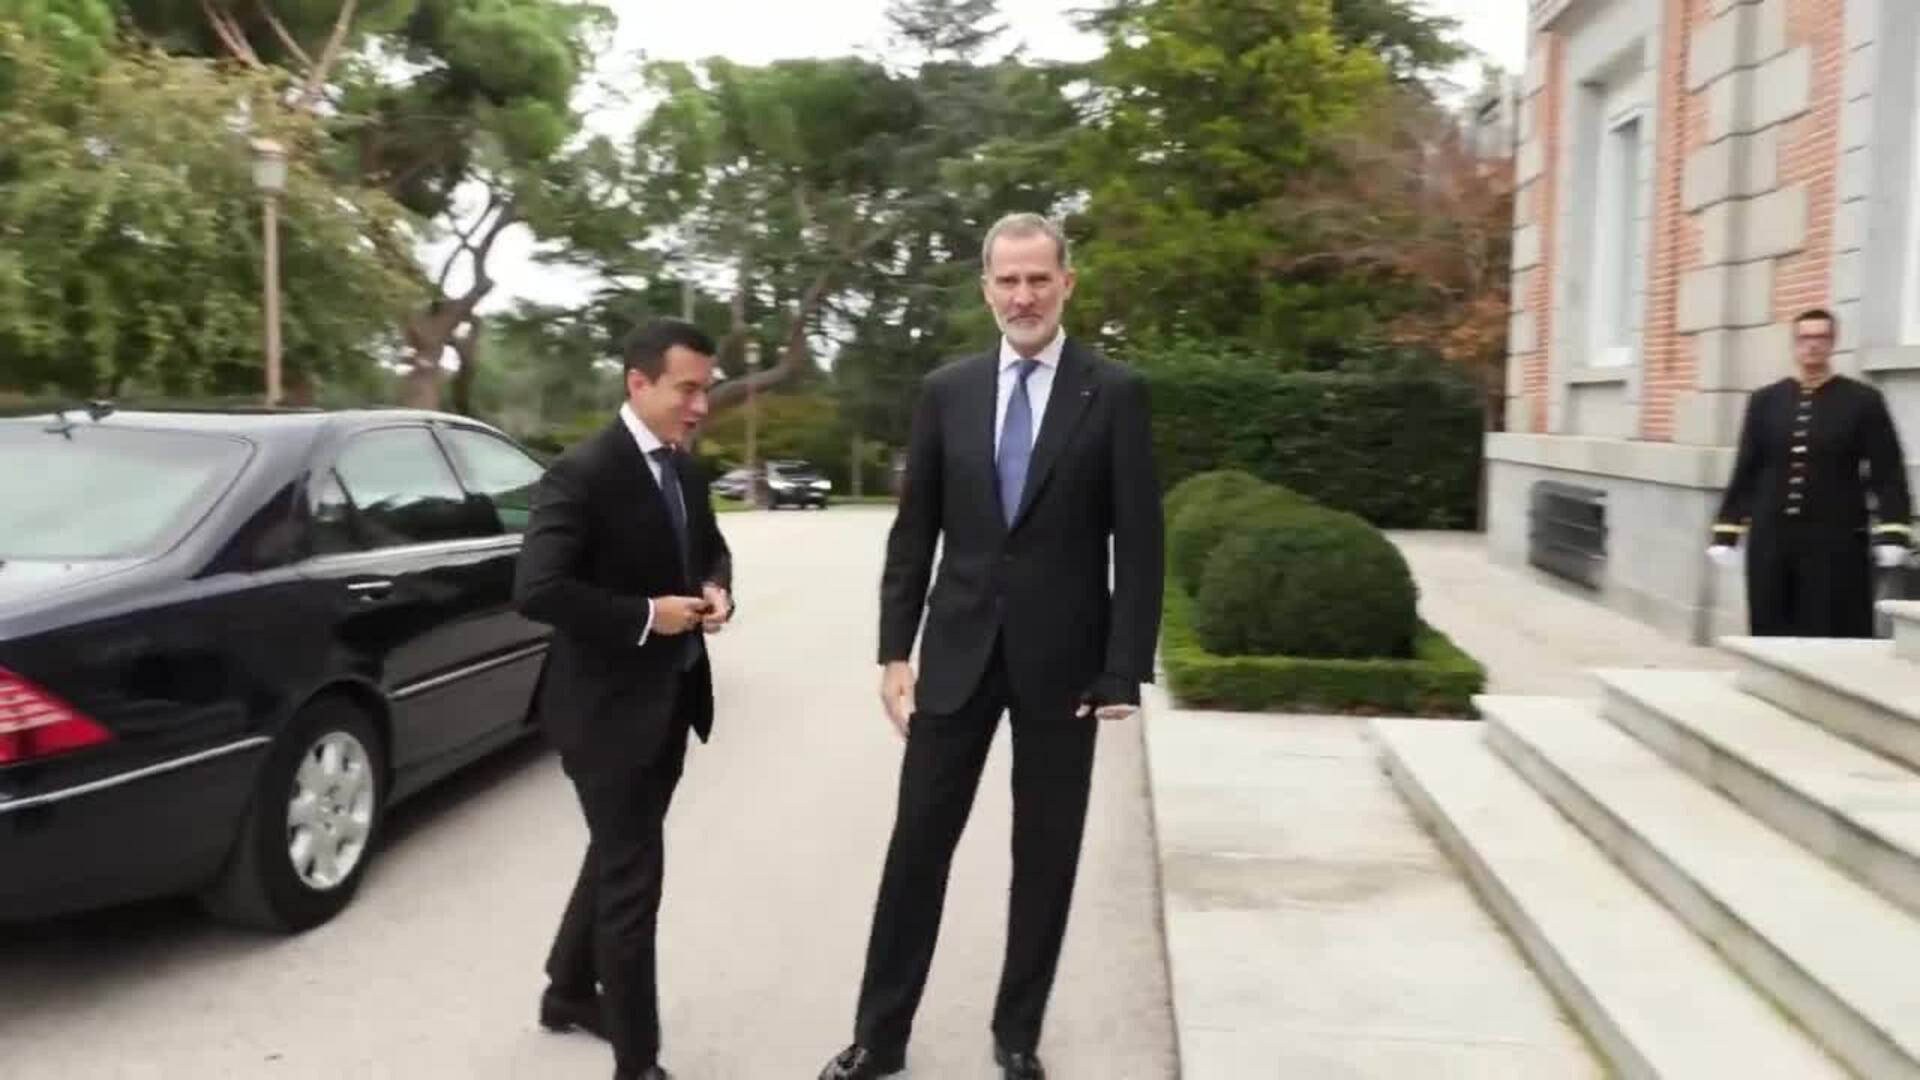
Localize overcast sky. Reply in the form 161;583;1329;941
451;0;1527;315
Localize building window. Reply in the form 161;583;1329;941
1591;112;1643;367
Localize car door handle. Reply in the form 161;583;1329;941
347;579;394;601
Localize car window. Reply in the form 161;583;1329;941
310;469;361;555
440;427;545;534
0;420;249;560
329;427;493;549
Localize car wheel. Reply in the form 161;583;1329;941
202;696;386;933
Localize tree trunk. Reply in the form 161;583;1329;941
708;268;833;414
449;319;481;416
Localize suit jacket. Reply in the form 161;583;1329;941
879;337;1165;717
1713;375;1912;545
514;419;732;773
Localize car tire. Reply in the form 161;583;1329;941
201;696;386;933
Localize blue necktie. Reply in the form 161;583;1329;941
998;359;1039;524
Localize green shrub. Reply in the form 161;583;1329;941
1193;504;1418;659
1161;585;1482;716
1164;468;1269;528
1167;483;1309;595
1143;367;1483;529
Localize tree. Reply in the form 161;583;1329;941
625;56;924;415
828;0;1083;447
0;26;421;398
1066;0;1399;357
119;0;617;411
1328;0;1465;89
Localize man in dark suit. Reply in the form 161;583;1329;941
819;213;1165;1080
514;319;735;1080
1708;307;1912;636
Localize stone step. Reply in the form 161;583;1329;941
1373;718;1846;1079
1884;600;1920;663
1598;668;1920;919
1484;697;1920;1079
1725;635;1920;772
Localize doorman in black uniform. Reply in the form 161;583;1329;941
1708;308;1913;636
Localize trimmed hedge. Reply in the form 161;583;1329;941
1164;468;1267;528
1161;583;1484;716
1194;503;1418;659
1144;368;1482;529
1167;482;1309;595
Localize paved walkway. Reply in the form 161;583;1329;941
0;508;1175;1079
1143;530;1738;1077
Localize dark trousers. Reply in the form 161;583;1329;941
1746;522;1874;637
547;696;693;1074
853;641;1099;1060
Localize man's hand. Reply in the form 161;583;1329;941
880;661;916;739
651;596;710;636
701;583;734;632
1075;673;1140;722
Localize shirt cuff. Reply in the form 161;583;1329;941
637;599;654;646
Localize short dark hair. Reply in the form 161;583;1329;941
1794;308;1839;334
623;318;717;379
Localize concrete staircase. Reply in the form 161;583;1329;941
1374;601;1920;1079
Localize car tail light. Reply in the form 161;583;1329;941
0;667;112;765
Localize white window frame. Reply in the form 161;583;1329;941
1904;64;1920;346
1588;104;1646;368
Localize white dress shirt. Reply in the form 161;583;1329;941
620;403;683;645
994;328;1065;456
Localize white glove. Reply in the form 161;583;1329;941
1707;544;1742;569
1874;544;1910;569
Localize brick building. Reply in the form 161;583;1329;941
1490;0;1920;642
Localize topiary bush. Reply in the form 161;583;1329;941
1193;502;1418;660
1168;483;1310;596
1165;468;1268;528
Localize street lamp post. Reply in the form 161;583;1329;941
251;138;287;407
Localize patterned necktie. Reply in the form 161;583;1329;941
997;358;1039;525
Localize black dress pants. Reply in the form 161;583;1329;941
547;694;693;1075
852;640;1099;1060
1746;521;1875;637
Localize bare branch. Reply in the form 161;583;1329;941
299;0;361;111
201;0;264;68
257;1;314;70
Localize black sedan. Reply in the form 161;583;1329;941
0;405;554;932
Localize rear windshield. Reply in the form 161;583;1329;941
0;420;251;559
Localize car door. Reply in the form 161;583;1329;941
299;424;512;790
432;423;552;722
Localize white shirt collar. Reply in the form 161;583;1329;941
619;402;669;458
999;329;1066;371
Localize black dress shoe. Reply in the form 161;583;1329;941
818;1043;905;1079
994;1045;1046;1080
538;986;606;1040
613;1068;671;1080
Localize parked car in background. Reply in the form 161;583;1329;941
765;459;832;509
711;467;755;502
0;404;553;932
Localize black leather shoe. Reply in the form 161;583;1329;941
818;1044;905;1079
538;986;606;1041
613;1068;671;1080
995;1045;1046;1080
